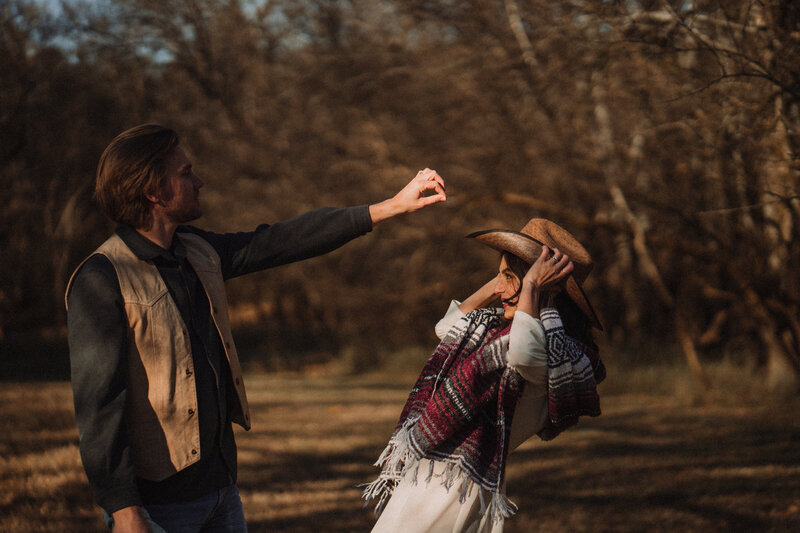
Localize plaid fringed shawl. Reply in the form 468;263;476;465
362;306;604;525
362;308;520;521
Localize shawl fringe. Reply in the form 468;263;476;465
362;452;519;523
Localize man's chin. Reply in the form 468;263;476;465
169;210;203;224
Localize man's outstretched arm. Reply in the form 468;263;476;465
185;168;447;279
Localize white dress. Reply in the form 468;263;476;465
371;302;549;533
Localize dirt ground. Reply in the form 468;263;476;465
1;374;799;532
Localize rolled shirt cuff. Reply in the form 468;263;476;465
434;300;466;339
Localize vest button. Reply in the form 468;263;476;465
185;368;192;376
188;409;195;416
191;449;197;455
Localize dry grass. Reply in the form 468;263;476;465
1;371;799;532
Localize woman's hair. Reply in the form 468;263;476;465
501;252;593;346
94;124;180;229
501;252;528;306
501;252;529;284
553;291;594;347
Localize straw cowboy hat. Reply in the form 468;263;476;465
468;219;603;330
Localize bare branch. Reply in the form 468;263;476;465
503;0;538;69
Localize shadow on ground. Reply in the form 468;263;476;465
2;377;799;532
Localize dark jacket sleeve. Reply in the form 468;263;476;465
181;205;373;280
67;255;141;514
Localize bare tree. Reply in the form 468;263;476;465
2;0;798;390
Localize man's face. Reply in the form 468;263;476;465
159;147;204;224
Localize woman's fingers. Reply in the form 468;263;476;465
559;259;574;278
538;246;551;263
525;246;572;291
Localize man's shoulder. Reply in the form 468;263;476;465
70;227;150;288
70;243;116;278
81;252;114;271
176;225;216;248
67;253;119;304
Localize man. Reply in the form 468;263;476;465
66;124;446;532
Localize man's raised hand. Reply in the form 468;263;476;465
369;168;447;226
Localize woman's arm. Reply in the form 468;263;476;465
434;277;500;339
457;277;498;315
508;246;573;391
507;310;548;390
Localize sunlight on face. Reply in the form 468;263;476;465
494;256;521;320
160;147;204;224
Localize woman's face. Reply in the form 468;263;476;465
494;256;521;320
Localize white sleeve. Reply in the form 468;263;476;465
434;300;466;340
507;310;548;391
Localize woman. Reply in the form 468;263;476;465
362;218;606;533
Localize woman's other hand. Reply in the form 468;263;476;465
515;246;573;317
523;246;573;292
458;275;500;314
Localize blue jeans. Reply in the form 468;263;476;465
105;484;248;533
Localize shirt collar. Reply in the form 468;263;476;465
115;224;188;264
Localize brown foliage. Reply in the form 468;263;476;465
1;0;798;390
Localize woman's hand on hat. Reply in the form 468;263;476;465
523;246;573;293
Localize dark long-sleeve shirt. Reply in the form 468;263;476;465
67;205;372;514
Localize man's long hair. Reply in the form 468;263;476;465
94;124;179;229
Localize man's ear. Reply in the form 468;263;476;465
144;191;161;205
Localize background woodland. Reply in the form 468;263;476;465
1;0;798;394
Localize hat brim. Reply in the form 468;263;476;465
467;229;603;330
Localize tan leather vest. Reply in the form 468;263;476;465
66;232;251;482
